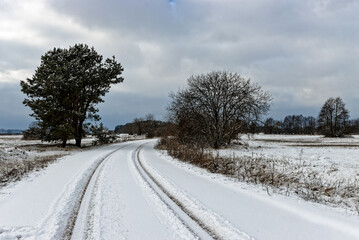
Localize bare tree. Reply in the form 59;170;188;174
133;117;144;135
263;118;282;134
317;97;349;137
132;114;158;137
145;113;155;121
168;71;271;148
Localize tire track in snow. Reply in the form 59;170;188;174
130;144;204;240
135;144;253;240
82;155;109;240
65;143;131;240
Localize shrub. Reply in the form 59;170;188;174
91;123;116;145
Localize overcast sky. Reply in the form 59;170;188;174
1;0;359;129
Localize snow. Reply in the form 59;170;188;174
139;146;252;240
146;141;359;240
72;142;196;240
0;135;95;148
216;134;359;213
0;142;130;239
0;137;359;239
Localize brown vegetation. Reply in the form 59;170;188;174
0;152;65;187
156;137;359;214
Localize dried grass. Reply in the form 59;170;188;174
156;137;359;215
0;148;65;187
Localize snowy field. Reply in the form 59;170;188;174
0;135;72;187
0;134;142;187
221;134;359;184
217;134;359;214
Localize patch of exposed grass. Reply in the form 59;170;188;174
0;147;66;187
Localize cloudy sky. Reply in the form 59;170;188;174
1;0;359;129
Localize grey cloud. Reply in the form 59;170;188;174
1;0;359;129
98;91;169;129
0;40;43;70
0;82;169;130
48;0;189;39
0;82;33;129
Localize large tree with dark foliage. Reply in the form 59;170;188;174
168;71;271;148
20;44;124;147
317;97;349;137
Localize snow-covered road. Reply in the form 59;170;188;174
71;142;202;240
1;139;359;240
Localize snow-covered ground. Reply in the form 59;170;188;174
0;138;358;239
0;135;144;187
0;135;95;147
216;134;359;214
0;135;71;159
0;135;95;170
223;134;359;183
220;134;359;166
0;136;70;188
0;141;134;239
151;141;359;240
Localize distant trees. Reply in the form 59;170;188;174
283;115;302;134
263;118;282;134
317;97;349;137
261;115;317;135
347;118;359;134
168;71;271;148
303;116;317;134
20;44;124;147
281;115;316;134
115;114;173;138
22;121;44;140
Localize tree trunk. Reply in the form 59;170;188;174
213;140;219;149
61;139;67;148
75;120;84;147
75;138;81;147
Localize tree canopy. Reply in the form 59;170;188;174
20;44;124;147
168;71;271;148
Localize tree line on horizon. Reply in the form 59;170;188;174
256;97;356;136
114;114;175;138
252;114;359;135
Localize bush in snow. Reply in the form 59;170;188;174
91;123;116;145
22;121;44;140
